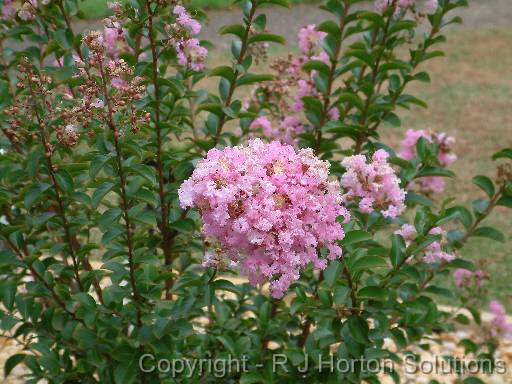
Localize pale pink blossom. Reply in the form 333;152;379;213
395;224;456;263
176;38;208;71
250;116;304;145
453;268;486;288
489;300;512;339
298;24;327;54
424;0;438;13
179;139;350;298
293;79;316;112
341;149;406;218
1;0;15;20
250;116;273;137
103;26;128;58
328;107;340;121
399;128;457;193
173;5;202;35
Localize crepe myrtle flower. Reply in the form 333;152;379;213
340;149;406;218
179;139;350;298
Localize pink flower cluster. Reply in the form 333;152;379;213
104;26;129;58
489;300;512;339
249;116;304;145
292;25;332;115
298;24;327;54
399;128;457;193
453;268;486;288
375;0;438;14
1;0;15;20
166;5;208;71
395;224;455;263
340;149;406;218
178;139;350;298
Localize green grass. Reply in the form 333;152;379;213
381;27;512;310
79;0;119;20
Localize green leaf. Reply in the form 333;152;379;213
130;209;157;227
209;65;235;82
447;259;475;271
213;279;239;294
248;33;286;45
99;208;122;230
1;281;16;310
218;24;246;39
89;154;111;179
390;234;406;268
324;260;341;286
73;292;97;309
4;354;26;378
492;148;512;160
415;137;431;161
413;71;431;83
337;92;364;111
24;184;48;209
102;285;126;307
54;170;74;194
347;316;370;344
445;206;473;229
389;20;416;34
54;28;74;49
435;209;461;226
472;199;489;215
472;176;495;198
91;182;114;209
472;226;505;242
302;60;331;76
239;372;264;384
317;20;341;38
497;195;512;208
217;335;236;355
379;61;412;72
333;285;349;305
341;230;371;246
351;256;388;272
424;285;455;299
463;377;485;384
358;286;386;301
169;218;195;233
114;361;137;384
236;74;274;87
416;166;455;178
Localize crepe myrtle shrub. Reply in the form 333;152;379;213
0;0;511;382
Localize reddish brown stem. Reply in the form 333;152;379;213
212;0;257;145
98;62;142;326
314;0;350;153
146;1;174;299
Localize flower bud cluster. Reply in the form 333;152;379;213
245;24;339;145
164;5;207;71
